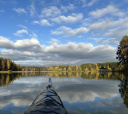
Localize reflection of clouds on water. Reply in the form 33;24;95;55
13;76;50;84
53;78;120;103
65;96;127;114
0;76;128;114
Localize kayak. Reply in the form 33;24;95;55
24;78;68;114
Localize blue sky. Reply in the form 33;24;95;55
0;0;128;66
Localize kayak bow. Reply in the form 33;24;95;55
25;78;68;114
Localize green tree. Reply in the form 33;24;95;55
117;36;128;70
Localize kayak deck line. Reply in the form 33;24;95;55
24;78;68;114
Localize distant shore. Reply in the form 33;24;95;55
0;71;50;73
0;70;87;74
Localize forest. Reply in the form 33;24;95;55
0;57;21;71
48;62;123;72
0;57;124;72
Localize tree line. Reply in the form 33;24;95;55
0;57;21;71
48;62;123;72
0;58;125;72
0;57;49;71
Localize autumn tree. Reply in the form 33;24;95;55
117;36;128;70
7;59;11;70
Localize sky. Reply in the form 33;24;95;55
0;0;128;66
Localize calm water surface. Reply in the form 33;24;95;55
0;72;128;114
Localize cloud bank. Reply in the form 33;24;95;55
0;36;117;66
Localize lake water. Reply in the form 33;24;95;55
0;72;128;114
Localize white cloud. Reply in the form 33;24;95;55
18;24;27;29
105;28;128;40
89;5;125;18
33;19;51;26
0;36;41;52
51;13;83;24
61;4;75;12
81;0;97;7
49;38;60;46
88;17;128;39
29;32;38;38
87;0;97;7
40;19;51;26
29;1;36;16
0;36;117;66
40;6;61;17
13;8;27;13
0;36;13;48
14;29;28;37
81;0;87;7
89;19;116;32
51;26;88;37
33;20;39;24
89;37;119;46
14;38;40;48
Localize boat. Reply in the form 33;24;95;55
24;78;68;114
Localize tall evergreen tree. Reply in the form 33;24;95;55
117;36;128;70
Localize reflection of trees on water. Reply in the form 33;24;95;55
119;74;128;108
0;72;125;86
81;72;123;80
0;72;49;87
0;73;21;86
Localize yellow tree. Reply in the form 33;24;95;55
7;59;11;70
95;64;99;71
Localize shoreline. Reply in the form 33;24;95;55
0;70;122;74
0;70;86;74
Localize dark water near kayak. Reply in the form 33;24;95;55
0;72;128;114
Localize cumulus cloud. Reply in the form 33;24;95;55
49;38;60;45
89;17;128;31
0;36;117;66
87;17;128;40
89;37;119;46
105;28;128;40
40;6;61;17
0;36;13;48
89;5;125;18
0;37;42;53
40;19;51;26
13;8;27;13
51;26;88;37
14;29;28;37
14;38;40;49
51;13;83;24
33;19;51;26
61;4;75;12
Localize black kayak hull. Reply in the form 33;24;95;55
24;78;68;114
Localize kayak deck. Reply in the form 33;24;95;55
25;78;67;114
